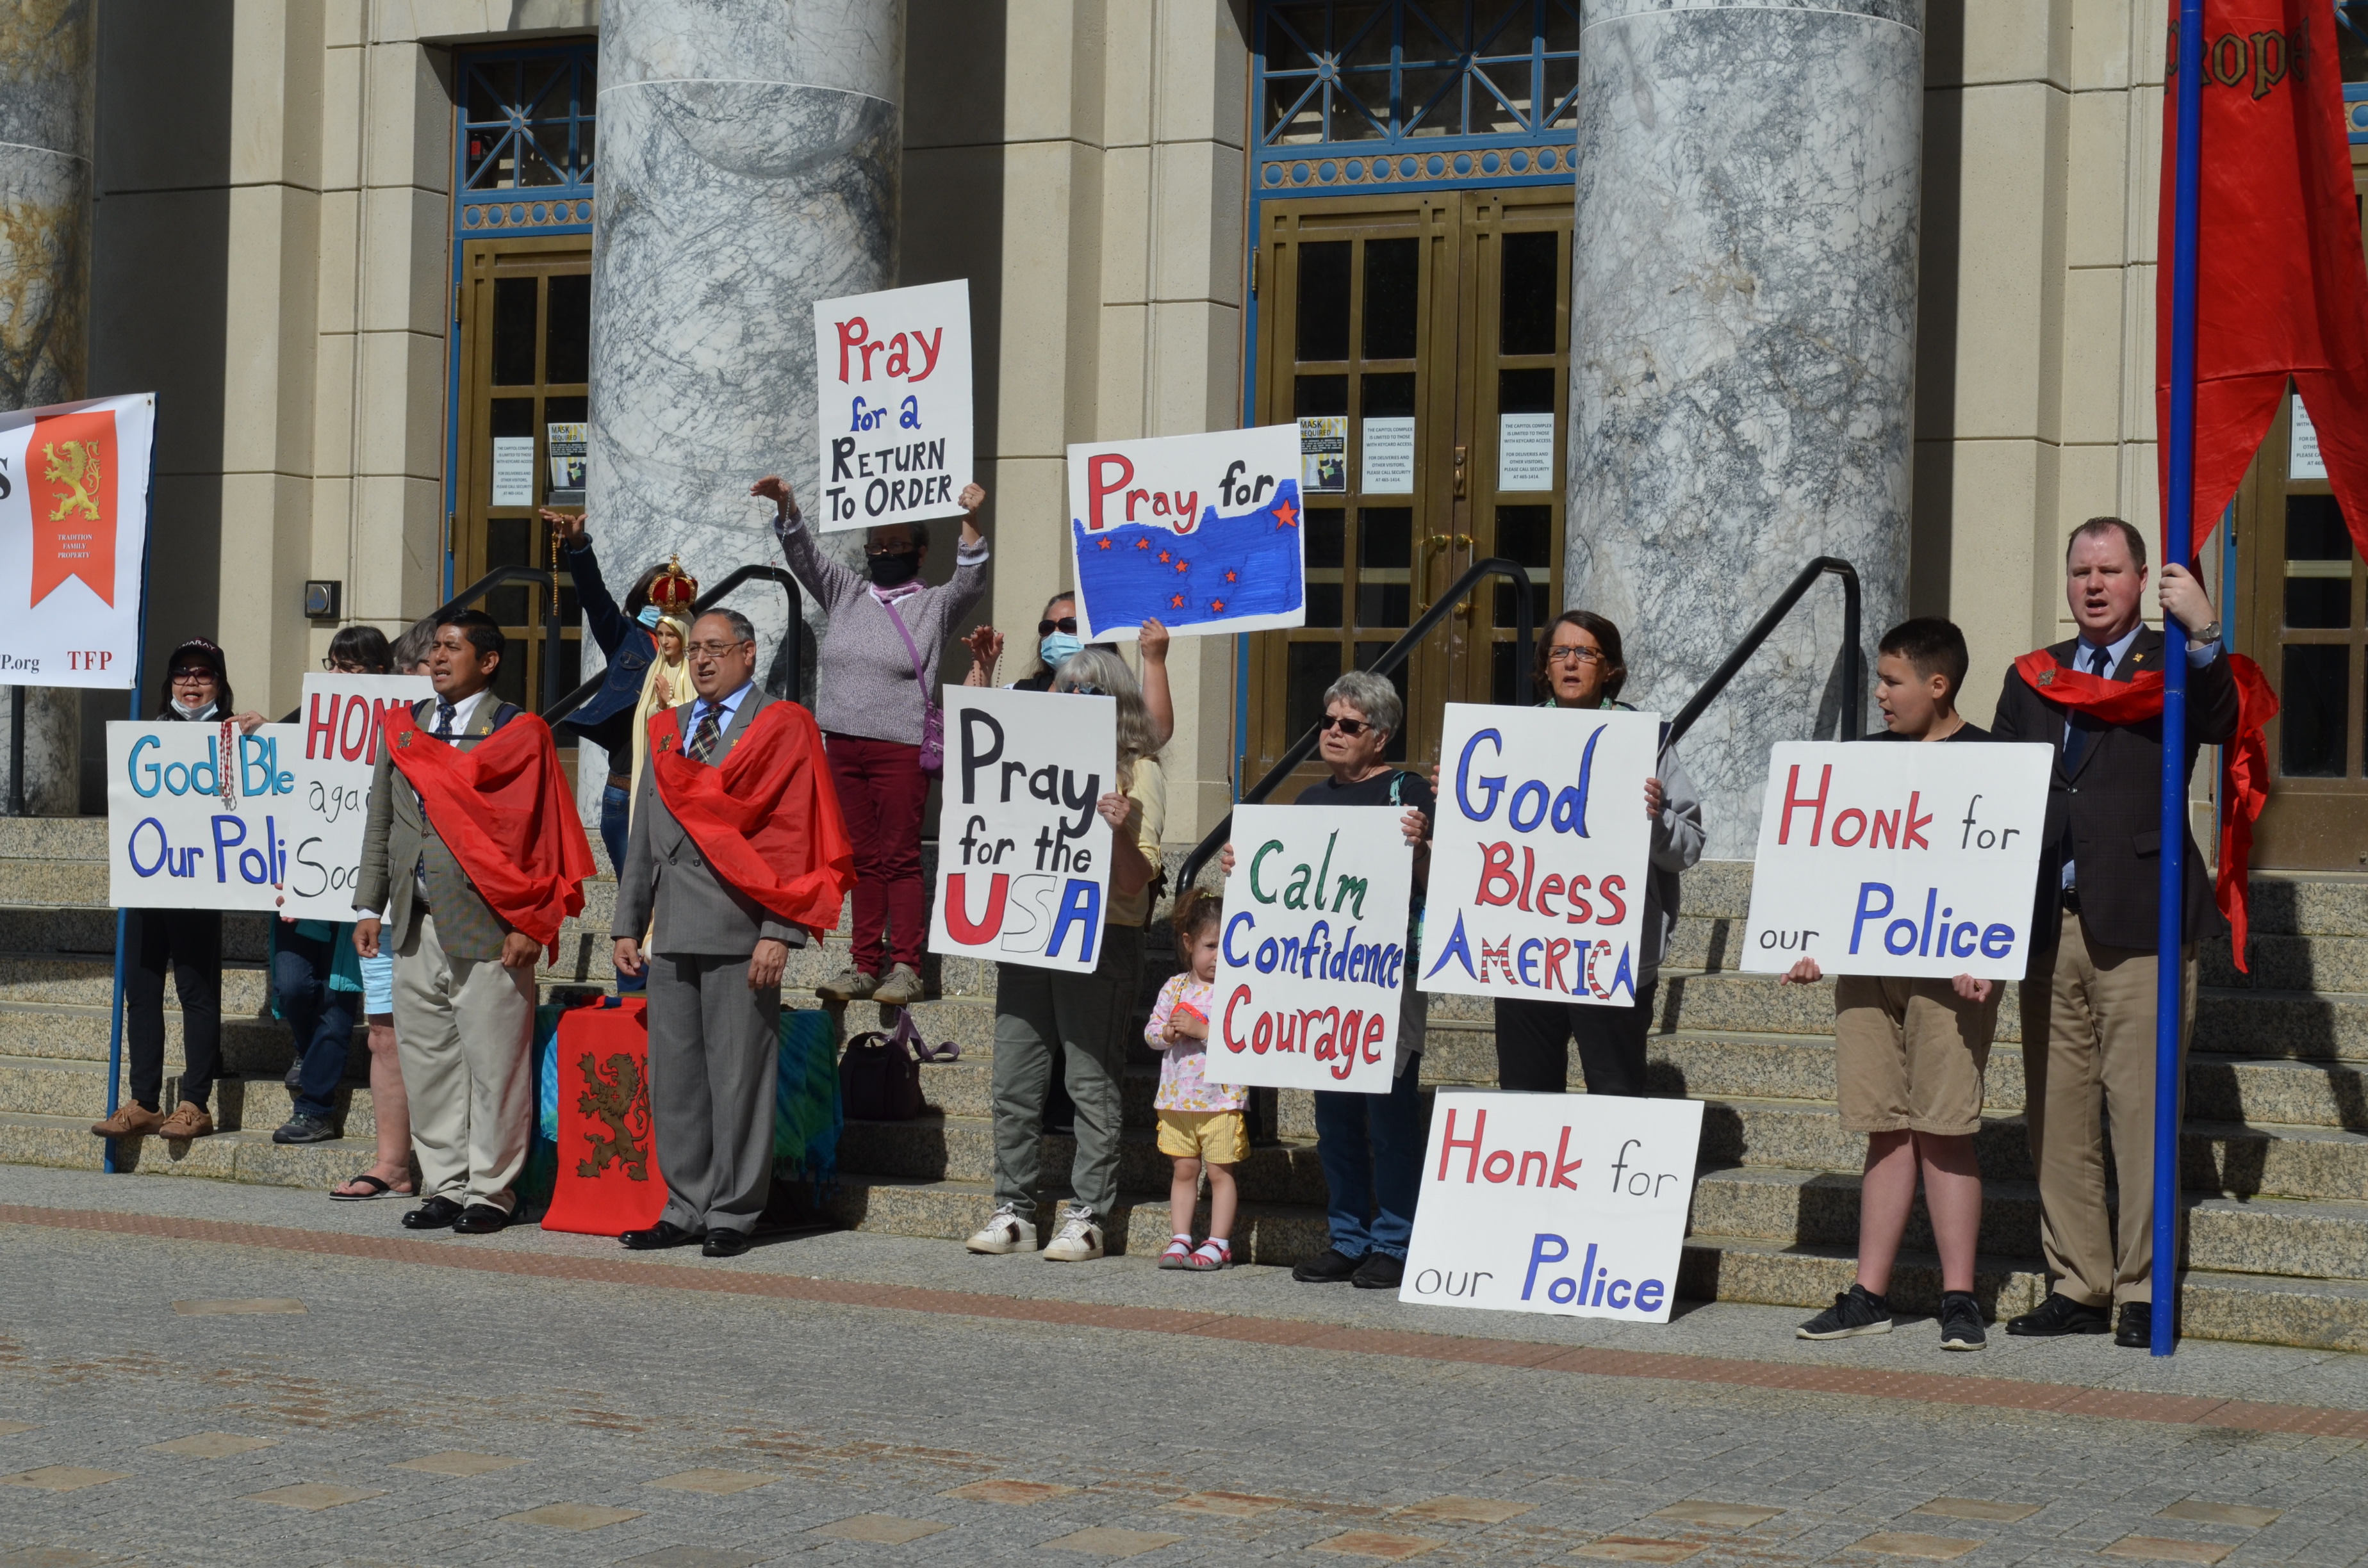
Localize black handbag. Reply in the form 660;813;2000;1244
839;1018;926;1121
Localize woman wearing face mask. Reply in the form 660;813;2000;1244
89;639;262;1145
961;599;1176;745
753;472;991;1009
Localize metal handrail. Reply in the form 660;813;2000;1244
1175;555;1534;895
537;564;807;727
1664;557;1861;747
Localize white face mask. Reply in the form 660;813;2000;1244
171;698;216;720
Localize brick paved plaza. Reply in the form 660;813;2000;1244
6;1167;2368;1567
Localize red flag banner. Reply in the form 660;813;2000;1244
27;407;117;608
2157;2;2368;559
646;699;857;935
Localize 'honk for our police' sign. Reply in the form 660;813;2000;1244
108;720;303;911
1401;1090;1705;1322
1740;740;2052;981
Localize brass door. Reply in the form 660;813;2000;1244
1247;188;1570;797
2236;394;2368;869
453;237;589;712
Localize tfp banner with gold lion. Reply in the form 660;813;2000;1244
0;393;155;689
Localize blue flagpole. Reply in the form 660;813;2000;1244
103;395;159;1177
2154;0;2207;1357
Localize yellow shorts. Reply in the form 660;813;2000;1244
1834;974;2000;1136
1156;1109;1247;1164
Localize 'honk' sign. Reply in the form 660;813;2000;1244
930;685;1117;975
1420;704;1660;1008
1401;1090;1704;1321
812;279;973;532
1741;740;2051;981
1215;804;1416;1094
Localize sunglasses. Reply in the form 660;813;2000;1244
1038;617;1079;636
169;668;215;684
1318;714;1374;737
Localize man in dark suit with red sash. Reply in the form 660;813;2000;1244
1991;517;2247;1348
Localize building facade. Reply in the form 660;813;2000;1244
5;0;2361;869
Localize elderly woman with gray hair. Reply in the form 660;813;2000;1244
1219;668;1433;1290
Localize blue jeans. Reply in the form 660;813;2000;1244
275;931;357;1123
1311;1058;1427;1259
600;782;645;992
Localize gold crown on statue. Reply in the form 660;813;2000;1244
648;554;698;614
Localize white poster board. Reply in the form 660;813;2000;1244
1420;705;1660;1007
930;686;1118;975
812;278;973;531
1066;425;1306;641
1401;1090;1705;1321
275;674;432;921
108;721;303;911
1212;804;1415;1094
0;393;154;688
1740;741;2053;981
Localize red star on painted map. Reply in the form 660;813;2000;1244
1174;559;1188;573
1170;593;1185;608
1272;500;1299;529
1210;599;1226;612
1098;537;1112;550
1137;537;1151;550
1158;550;1172;563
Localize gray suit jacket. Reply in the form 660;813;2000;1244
356;695;521;964
614;685;809;957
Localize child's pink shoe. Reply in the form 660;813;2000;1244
1185;1239;1231;1271
1158;1236;1194;1270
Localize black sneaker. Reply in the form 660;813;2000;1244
1939;1291;1987;1351
2004;1292;2110;1338
1351;1252;1405;1290
1796;1282;1892;1339
270;1113;336;1145
1292;1246;1367;1284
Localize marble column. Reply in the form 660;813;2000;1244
584;0;903;818
1566;0;1921;859
0;0;94;815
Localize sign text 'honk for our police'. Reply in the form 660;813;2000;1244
812;279;972;532
1402;1090;1704;1322
930;685;1117;976
1421;705;1660;1007
1216;804;1415;1095
1741;740;2052;981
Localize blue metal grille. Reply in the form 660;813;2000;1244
456;45;596;234
1254;1;1582;194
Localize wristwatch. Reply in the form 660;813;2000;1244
2189;619;2222;646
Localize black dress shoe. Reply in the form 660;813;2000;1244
450;1204;509;1235
2005;1292;2111;1337
1292;1246;1367;1284
702;1230;752;1259
400;1196;463;1231
619;1221;700;1251
2116;1302;2169;1349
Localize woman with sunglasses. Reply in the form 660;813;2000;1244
966;646;1167;1264
1495;611;1705;1098
88;639;263;1144
754;471;990;1009
961;598;1175;746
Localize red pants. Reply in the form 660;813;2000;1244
826;733;930;975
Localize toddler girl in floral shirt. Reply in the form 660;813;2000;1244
1146;891;1246;1270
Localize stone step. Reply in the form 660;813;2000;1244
837;1112;1333;1209
818;1174;1330;1266
0;953;274;1012
2198;988;2368;1061
2204;932;2368;993
0;1056;377;1134
0;1108;381;1189
0;1000;331;1070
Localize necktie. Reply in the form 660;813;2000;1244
434;699;457;738
416;697;457;894
687;703;723;764
2060;644;2107;775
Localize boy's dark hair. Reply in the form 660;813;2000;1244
1173;887;1222;956
327;624;391;673
438;609;506;662
1878;617;1969;702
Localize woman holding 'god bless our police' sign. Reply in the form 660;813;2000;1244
1220;671;1432;1292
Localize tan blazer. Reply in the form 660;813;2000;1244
356;694;520;964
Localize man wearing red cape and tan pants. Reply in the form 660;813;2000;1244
613;608;854;1257
355;609;595;1236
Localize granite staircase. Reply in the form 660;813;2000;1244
6;815;2368;1350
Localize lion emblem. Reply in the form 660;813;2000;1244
574;1050;652;1182
41;440;101;523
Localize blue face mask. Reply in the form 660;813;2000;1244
636;605;665;629
1040;632;1084;669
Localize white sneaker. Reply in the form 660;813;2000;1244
1041;1204;1104;1262
964;1204;1032;1255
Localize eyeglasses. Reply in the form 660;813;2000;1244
1318;714;1373;737
1069;683;1110;698
169;668;214;685
320;658;371;673
1545;646;1606;667
1038;617;1079;636
686;639;748;658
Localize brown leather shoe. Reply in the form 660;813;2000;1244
155;1101;215;1139
90;1103;162;1138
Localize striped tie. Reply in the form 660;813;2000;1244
687;703;722;764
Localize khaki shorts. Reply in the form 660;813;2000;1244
1156;1109;1248;1164
1834;974;2000;1136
